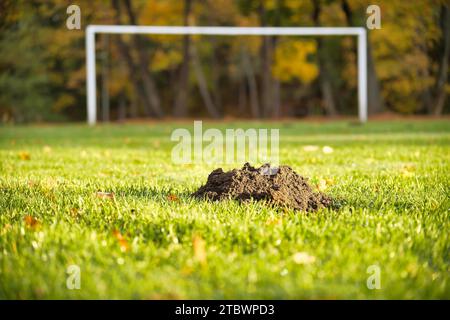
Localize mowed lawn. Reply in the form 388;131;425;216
0;120;449;299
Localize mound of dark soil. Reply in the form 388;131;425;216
193;163;332;211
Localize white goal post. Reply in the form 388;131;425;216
86;25;367;124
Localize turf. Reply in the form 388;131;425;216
0;120;449;299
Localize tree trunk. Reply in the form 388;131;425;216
174;0;192;117
114;38;151;117
366;40;383;114
111;0;160;117
272;0;282;118
259;2;274;118
241;47;260;118
273;79;281;118
118;91;126;122
191;43;220;118
210;40;223;114
433;4;449;115
312;0;337;116
341;0;383;115
111;0;152;117
129;90;138;118
261;36;274;118
123;0;163;118
416;26;433;113
238;77;247;115
206;2;223;114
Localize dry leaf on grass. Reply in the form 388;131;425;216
69;208;81;218
24;215;40;229
113;230;129;252
96;191;115;199
265;217;283;226
18;151;30;160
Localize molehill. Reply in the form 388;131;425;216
193;163;332;211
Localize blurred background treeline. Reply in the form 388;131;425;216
0;0;448;123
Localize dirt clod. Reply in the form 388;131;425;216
193;163;332;211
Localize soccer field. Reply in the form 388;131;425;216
0;120;449;299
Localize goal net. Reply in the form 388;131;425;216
85;25;367;124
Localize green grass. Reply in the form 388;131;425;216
0;120;449;299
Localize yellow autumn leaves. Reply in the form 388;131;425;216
273;40;319;84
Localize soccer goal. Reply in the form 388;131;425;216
85;25;367;124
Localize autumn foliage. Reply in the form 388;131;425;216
0;0;448;122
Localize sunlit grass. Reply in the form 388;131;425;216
0;120;449;299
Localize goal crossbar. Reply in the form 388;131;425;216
86;25;367;124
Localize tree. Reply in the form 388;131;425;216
341;0;384;115
241;45;261;118
111;0;154;118
191;42;221;118
432;4;449;115
259;1;275;118
312;0;337;116
123;0;163;117
0;0;447;122
173;0;192;117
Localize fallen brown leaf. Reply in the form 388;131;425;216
24;215;40;229
265;217;283;226
69;208;81;218
113;230;129;252
18;151;30;160
96;191;115;199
